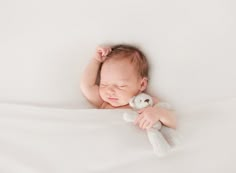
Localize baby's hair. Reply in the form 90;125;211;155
105;44;149;79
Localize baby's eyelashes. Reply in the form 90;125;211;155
100;84;127;89
118;85;127;89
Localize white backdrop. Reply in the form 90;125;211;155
0;0;236;108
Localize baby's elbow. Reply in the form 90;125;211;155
80;81;86;95
80;80;90;100
80;78;90;94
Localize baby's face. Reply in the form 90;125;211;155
99;58;146;107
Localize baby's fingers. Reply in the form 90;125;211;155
138;118;146;129
102;47;112;56
134;114;144;125
141;120;151;130
95;47;111;62
146;122;154;129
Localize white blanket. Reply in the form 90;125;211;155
0;99;236;173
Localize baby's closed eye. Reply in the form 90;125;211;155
118;85;128;89
100;82;128;89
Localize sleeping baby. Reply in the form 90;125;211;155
80;44;176;130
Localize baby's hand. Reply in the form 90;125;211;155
134;106;161;130
94;46;112;62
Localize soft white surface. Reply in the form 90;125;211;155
0;0;236;107
0;99;236;173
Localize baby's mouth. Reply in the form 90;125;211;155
108;97;118;101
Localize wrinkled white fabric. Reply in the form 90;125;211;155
0;99;236;173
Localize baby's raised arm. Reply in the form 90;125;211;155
80;46;111;107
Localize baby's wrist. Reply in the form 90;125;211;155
93;56;103;63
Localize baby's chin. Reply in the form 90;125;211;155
108;100;128;108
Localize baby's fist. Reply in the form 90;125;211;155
94;46;112;62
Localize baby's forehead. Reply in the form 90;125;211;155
101;59;138;75
103;56;136;68
100;55;142;79
100;62;139;82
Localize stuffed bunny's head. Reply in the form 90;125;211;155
129;93;153;110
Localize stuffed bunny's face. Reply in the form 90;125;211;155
129;93;153;110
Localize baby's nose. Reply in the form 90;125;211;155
106;86;115;94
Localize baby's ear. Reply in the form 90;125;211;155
140;77;148;92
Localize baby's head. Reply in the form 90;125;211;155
99;44;149;107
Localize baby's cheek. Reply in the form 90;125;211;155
99;88;105;99
120;91;133;103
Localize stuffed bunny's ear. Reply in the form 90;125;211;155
129;96;136;108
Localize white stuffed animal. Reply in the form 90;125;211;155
123;93;181;157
